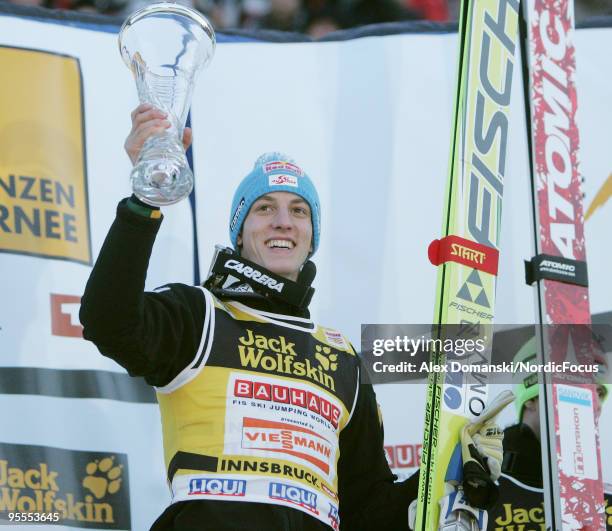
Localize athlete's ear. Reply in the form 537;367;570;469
237;233;243;247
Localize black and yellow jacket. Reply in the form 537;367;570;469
80;198;418;531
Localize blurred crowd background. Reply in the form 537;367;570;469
1;0;611;37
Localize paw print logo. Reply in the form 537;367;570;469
315;345;338;371
82;456;123;499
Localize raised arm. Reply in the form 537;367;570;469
79;106;201;386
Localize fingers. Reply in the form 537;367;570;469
126;104;171;165
131;103;150;121
125;122;170;165
131;105;168;130
182;127;193;151
130;103;163;121
129;105;169;138
131;119;171;141
126;105;194;165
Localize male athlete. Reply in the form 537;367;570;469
489;336;612;530
80;104;502;530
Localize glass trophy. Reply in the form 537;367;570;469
119;2;215;206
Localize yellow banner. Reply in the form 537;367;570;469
0;47;90;265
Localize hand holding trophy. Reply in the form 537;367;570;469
119;2;215;206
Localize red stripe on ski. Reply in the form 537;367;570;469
428;235;499;275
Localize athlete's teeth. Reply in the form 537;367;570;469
268;240;293;249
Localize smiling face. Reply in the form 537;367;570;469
237;192;313;282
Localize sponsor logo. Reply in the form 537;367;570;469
0;442;129;529
534;256;587;285
538;258;581;281
449;301;493;321
242;418;333;474
384;444;422;469
559;387;590;476
323;330;348;350
0;48;91;265
558;386;592;406
456;270;490;308
314;345;338;371
234;379;341;428
237;330;337;391
50;294;82;338
494;502;544;527
219;458;320;489
188;477;246;497
264;161;304;176
443;379;464;411
540;260;575;272
557;385;598;480
328;503;340;530
230;198;245;231
268;482;318;514
269;174;298;187
450;243;486;265
535;5;577;258
225;259;284;293
466;0;518;251
239;329;297;355
443;359;487;416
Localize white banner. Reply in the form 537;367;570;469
0;10;610;529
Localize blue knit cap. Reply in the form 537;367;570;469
229;152;321;255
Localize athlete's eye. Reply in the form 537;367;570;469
255;203;273;213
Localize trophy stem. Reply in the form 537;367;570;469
131;130;193;206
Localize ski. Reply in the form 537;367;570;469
521;1;606;528
416;0;520;528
